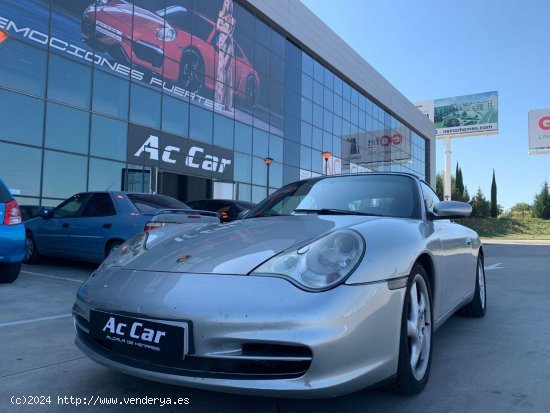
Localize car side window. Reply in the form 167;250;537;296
52;195;88;219
420;182;440;214
81;193;116;218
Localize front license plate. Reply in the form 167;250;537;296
89;310;188;360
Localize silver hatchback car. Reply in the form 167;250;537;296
73;173;486;397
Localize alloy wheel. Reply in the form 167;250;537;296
407;273;432;381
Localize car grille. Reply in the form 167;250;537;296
132;41;163;68
75;314;312;380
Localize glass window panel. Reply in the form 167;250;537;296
45;103;89;154
284;87;300;116
213;113;233;150
235;121;252;154
252;185;267;204
270;53;285;84
312;104;323;128
252;157;267;186
0;142;41;197
237;183;251;202
283;140;299;168
324;67;334;90
90;114;127;161
301;121;312;147
189;105;213;144
334;95;343;117
269;134;283;163
313;60;324;82
324;86;333;112
255;19;270;47
323;109;333;133
312;149;322;174
313;81;323;105
271;29;286;57
333;116;342;137
300;145;311;170
301;98;312;123
283;165;299;185
286;40;301;69
0;39;47;96
284;115;300;143
323;131;333;153
302;73;313;100
88;158;125;192
334;76;343;96
130;84;161;128
302;53;314;76
234;152;251;184
333;136;342;158
312;126;322;150
92;70;129;120
48;54;91;109
162;94;189;137
252;128;269;158
0;90;44;146
269;161;283;188
285;64;301;93
42;151;87;199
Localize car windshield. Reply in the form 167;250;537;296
127;194;189;212
246;174;420;219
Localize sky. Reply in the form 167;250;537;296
300;0;550;210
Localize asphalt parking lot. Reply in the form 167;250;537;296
1;244;549;413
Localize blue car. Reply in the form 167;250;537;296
0;179;25;283
24;192;219;264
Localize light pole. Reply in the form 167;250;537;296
264;157;273;196
322;152;331;175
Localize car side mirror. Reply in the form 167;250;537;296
39;207;52;219
430;201;472;220
237;209;250;220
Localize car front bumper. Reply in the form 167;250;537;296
73;269;406;398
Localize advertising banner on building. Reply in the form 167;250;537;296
416;91;498;138
342;126;412;166
128;124;234;181
0;0;282;133
528;108;550;154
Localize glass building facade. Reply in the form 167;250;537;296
0;0;430;207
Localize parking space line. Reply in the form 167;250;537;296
22;270;88;284
0;313;72;328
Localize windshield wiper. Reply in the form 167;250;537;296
293;209;382;216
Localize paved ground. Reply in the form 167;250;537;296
1;245;549;412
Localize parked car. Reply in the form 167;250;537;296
82;0;260;108
19;205;51;222
24;192;219;264
0;179;24;283
73;173;486;397
186;199;255;223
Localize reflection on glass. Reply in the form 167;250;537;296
48;54;91;109
90;114;127;161
42;151;87;199
0;143;42;197
130;84;161;128
0;90;44;146
93;70;129;120
88;158;125;191
45;103;89;154
0;40;47;96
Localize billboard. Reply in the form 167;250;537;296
528;109;550;154
416;91;498;138
0;0;282;134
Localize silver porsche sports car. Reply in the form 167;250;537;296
73;173;486;397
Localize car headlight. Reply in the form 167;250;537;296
94;232;148;275
156;28;177;42
251;230;365;291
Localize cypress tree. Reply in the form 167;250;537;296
456;163;464;200
490;170;498;218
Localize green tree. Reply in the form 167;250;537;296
532;181;550;219
436;172;444;200
470;187;490;218
511;202;531;218
490;170;498;218
455;163;465;200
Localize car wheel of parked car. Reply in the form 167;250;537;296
106;240;123;258
0;262;21;283
246;75;257;109
460;254;486;317
179;48;204;94
23;232;40;265
393;264;433;394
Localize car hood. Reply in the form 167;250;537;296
124;215;374;274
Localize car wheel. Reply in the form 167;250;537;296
0;262;21;283
246;74;257;109
23;232;40;265
393;264;433;394
106;240;123;258
178;48;204;94
460;254;486;317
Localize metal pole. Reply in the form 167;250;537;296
444;137;452;200
266;164;270;197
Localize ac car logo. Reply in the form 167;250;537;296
134;134;231;173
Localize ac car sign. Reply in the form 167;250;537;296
128;125;234;180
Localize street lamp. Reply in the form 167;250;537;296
264;157;273;196
322;151;331;175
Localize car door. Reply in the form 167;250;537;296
421;183;475;314
34;194;89;257
69;193;118;262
